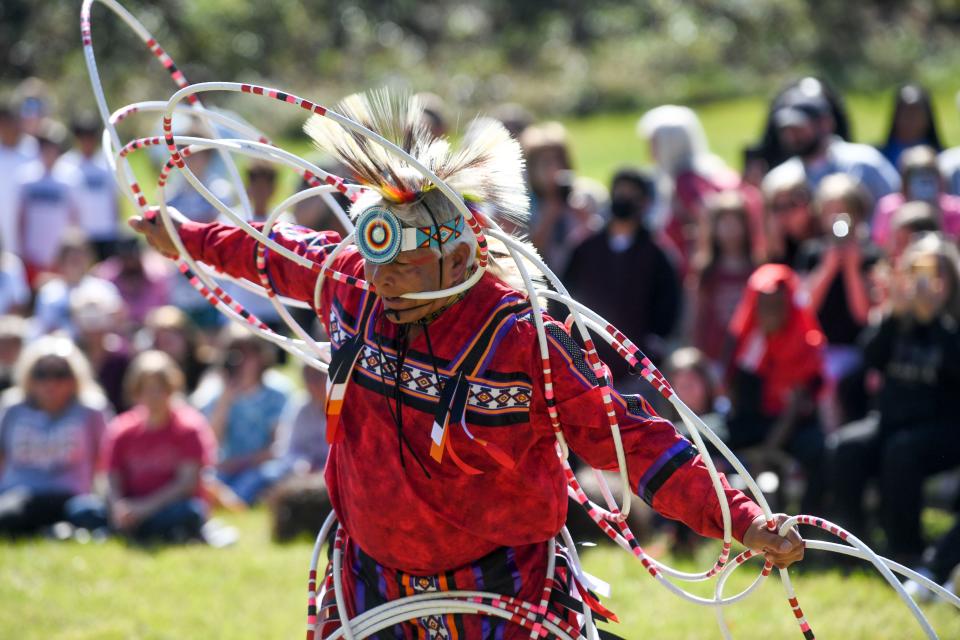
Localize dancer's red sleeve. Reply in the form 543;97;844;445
178;221;342;303
532;319;763;543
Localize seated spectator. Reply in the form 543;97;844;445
71;351;216;542
0;316;27;392
872;145;960;249
878;85;943;169
191;325;290;505
562;167;680;384
274;364;330;475
521;122;600;272
887;201;941;261
690;191;754;364
827;233;960;565
662;347;727;441
638;105;765;276
14;118;81;285
0;236;29;316
796;174;882;425
766;84;899;206
762;162;820;267
71;289;131;413
725;264;826;513
0;336;109;537
136;306;210;394
32;230;123;337
55;114;119;261
92;238;172;327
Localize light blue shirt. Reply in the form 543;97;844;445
768;137;901;205
194;371;290;462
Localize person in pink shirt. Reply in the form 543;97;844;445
73;350;216;542
872;145;960;251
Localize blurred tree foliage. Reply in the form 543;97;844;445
2;0;959;126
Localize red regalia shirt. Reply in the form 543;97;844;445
180;220;762;574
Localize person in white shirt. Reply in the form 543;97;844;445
55;115;119;261
14;119;81;285
0;102;39;257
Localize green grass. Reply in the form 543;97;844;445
2;508;959;639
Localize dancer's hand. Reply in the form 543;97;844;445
742;513;804;569
128;206;182;259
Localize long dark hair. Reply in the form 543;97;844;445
885;84;942;151
695;190;754;283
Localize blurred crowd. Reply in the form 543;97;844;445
1;77;959;593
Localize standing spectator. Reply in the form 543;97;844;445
725;264;827;513
872;146;960;250
55;114;119;260
92;238;173;326
0;100;38;257
32;231;123;337
191;326;290;505
638;105;765;276
74;351;216;542
762;162;820;267
662;347;727;440
273;364;330;475
827;233;960;564
766;85;900;206
690;191;755;364
14;119;81;285
562;168;681;383
522;122;600;272
796;174;882;424
878;85;943;169
747;77;853;175
0;336;109;537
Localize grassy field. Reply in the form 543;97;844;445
3;509;960;639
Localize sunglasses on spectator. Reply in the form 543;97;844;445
32;366;74;381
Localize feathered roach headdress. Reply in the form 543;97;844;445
304;89;529;231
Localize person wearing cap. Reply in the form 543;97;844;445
766;85;900;207
55;114;120;261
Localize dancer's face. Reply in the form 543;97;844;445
366;242;472;324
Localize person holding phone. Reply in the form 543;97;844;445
826;233;960;564
872;145;960;251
